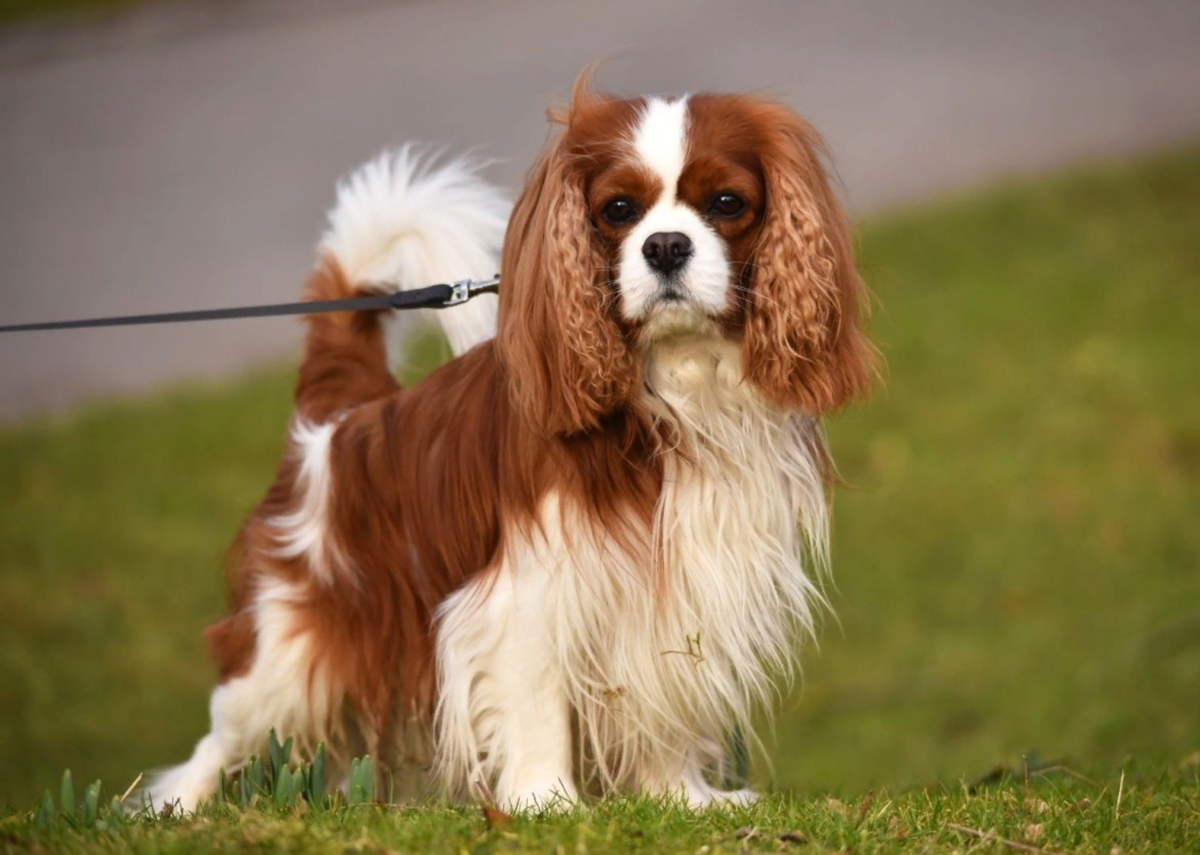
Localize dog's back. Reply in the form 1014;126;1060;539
145;148;508;811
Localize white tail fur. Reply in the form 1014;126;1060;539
320;145;509;357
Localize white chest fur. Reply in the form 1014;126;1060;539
434;339;830;807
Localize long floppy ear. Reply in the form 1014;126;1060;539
742;105;875;413
496;120;638;434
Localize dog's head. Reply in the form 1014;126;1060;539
498;77;874;434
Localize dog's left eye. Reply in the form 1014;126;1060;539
707;192;746;218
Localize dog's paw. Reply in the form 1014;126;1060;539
498;781;578;814
708;787;760;808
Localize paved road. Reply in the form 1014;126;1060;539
2;0;1198;419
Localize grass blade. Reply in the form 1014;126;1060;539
267;729;282;778
248;756;265;797
34;791;55;829
348;756;375;805
82;780;101;826
309;742;326;807
59;770;74;819
274;766;293;807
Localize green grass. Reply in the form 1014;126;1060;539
2;144;1199;851
3;769;1198;854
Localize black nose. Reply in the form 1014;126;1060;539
641;231;693;275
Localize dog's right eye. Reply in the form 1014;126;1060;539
600;198;639;225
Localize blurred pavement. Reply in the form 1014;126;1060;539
1;0;1199;418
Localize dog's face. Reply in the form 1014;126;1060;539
587;95;765;342
498;83;874;434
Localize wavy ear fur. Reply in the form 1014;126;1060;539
742;105;874;413
496;107;638;435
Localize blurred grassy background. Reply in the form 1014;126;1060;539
0;0;141;25
1;144;1198;811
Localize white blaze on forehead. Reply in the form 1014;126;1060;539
631;96;690;196
620;94;729;331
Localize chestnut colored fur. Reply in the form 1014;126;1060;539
162;78;874;809
208;270;668;772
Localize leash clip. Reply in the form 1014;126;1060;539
441;275;500;307
445;279;473;306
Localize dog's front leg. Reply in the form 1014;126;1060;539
636;740;760;809
435;556;577;812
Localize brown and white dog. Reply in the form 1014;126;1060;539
147;78;874;812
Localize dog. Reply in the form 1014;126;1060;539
146;76;874;812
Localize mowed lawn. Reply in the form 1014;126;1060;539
1;144;1198;852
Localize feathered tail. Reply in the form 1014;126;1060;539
297;145;509;420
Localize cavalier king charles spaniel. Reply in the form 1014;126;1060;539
147;76;874;812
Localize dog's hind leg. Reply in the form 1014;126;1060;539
142;578;348;813
141;679;263;813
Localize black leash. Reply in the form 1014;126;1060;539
0;276;500;334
